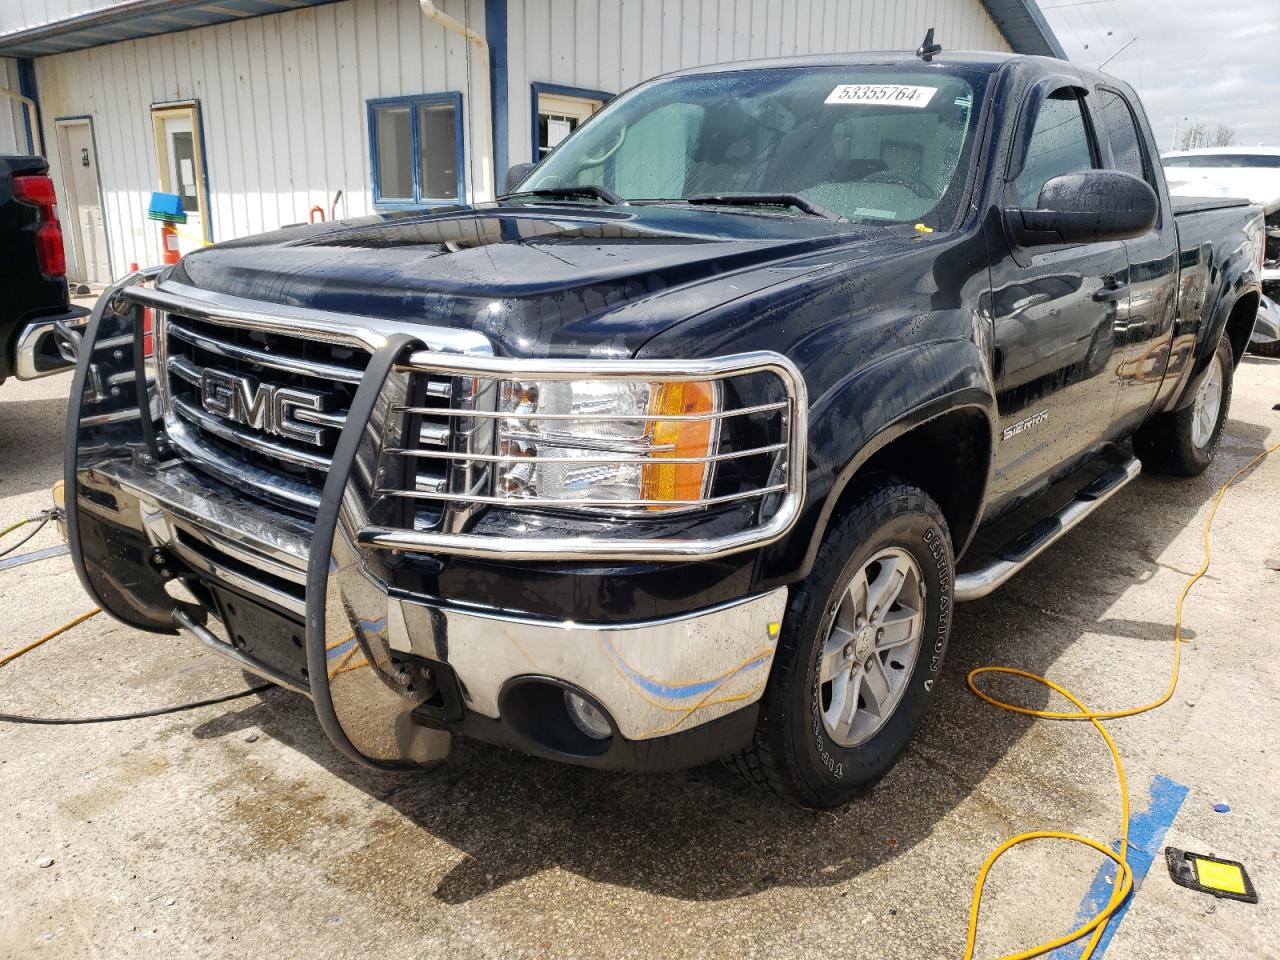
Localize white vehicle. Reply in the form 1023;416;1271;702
1163;147;1280;355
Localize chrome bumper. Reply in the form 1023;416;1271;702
87;455;785;745
387;584;785;742
15;309;88;380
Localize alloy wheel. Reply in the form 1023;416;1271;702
818;547;926;747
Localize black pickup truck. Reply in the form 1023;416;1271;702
64;52;1264;808
1;155;87;386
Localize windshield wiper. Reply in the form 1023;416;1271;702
500;185;627;206
686;193;846;222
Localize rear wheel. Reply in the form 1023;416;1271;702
1134;332;1233;477
729;477;953;809
1250;338;1280;357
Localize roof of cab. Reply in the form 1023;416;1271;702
660;50;1024;78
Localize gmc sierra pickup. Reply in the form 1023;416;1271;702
1;155;87;387
63;52;1265;808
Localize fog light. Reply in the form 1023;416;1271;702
563;690;612;740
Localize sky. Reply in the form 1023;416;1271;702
1038;0;1280;151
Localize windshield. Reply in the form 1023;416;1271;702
1163;154;1280;168
512;65;989;228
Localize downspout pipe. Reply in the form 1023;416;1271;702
419;0;493;202
0;88;42;155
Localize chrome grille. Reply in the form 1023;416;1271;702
160;312;373;515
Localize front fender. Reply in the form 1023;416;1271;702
762;338;997;583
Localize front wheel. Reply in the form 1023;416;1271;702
1134;331;1234;477
729;477;954;808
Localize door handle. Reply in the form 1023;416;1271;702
1092;283;1129;303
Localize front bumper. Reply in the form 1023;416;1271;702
64;272;792;772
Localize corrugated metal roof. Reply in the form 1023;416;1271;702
0;0;343;58
979;0;1067;58
0;0;1064;60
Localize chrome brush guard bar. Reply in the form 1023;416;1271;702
359;350;809;561
111;281;806;561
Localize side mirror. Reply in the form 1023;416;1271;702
504;162;536;194
1006;170;1158;246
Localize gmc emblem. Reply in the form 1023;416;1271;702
199;368;330;447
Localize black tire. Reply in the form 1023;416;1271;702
728;477;954;809
1134;332;1234;477
1250;338;1280;357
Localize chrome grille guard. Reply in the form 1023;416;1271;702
359;350;808;561
115;281;807;562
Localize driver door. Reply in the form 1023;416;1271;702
987;86;1127;512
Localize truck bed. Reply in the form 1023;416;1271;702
1171;195;1253;216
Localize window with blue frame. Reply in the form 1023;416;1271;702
368;93;464;206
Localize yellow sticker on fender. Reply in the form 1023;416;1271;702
825;84;938;108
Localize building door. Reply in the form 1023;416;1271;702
534;90;605;160
151;102;209;254
54;118;109;285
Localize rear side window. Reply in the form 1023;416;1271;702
1014;91;1095;208
1095;89;1151;185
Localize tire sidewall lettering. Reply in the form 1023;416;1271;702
922;526;952;679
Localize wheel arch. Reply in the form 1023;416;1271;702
1223;290;1260;367
768;386;997;586
820;398;995;561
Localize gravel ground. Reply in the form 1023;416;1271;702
0;328;1276;959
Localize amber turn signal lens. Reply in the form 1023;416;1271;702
643;380;717;508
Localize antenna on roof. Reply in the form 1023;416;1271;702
916;27;943;62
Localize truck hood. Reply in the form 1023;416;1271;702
170;204;900;357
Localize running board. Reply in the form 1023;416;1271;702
955;457;1142;602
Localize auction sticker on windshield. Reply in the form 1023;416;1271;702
825;84;937;108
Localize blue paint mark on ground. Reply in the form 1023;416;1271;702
1061;774;1190;958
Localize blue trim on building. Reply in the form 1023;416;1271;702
367;92;466;209
16;58;41;155
484;0;509;189
528;82;614;163
52;114;115;279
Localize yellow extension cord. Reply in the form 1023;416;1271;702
961;438;1280;960
0;609;101;669
0;517;102;669
0;517;34;541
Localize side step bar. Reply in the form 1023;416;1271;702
955;457;1142;602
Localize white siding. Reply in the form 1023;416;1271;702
0;57;31;154
31;0;490;278
506;0;1012;164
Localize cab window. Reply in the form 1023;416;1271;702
1094;89;1152;186
1014;91;1096;208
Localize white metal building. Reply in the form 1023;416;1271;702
0;0;1062;285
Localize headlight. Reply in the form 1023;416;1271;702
495;377;720;510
